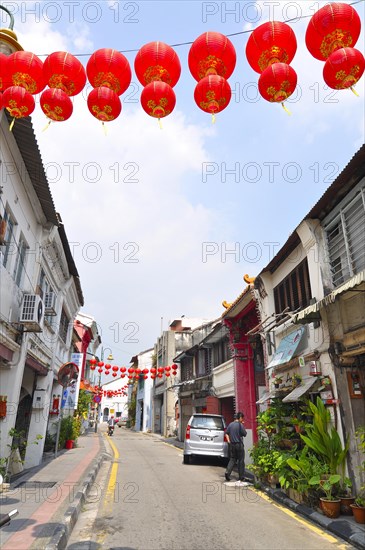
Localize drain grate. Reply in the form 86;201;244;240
15;481;57;489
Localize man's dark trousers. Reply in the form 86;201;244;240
226;442;245;480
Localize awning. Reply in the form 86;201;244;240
266;326;306;369
294;269;365;324
256;390;277;404
282;376;317;402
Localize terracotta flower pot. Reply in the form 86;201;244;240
350;504;365;524
340;496;355;515
320;498;341;519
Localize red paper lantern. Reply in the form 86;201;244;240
194;75;231;118
98;368;103;373
112;373;117;377
151;374;156;379
306;3;361;61
120;366;127;372
158;373;163;378
258;63;297;112
90;358;97;365
165;372;171;377
142;368;149;374
0;53;8;91
323;47;365;91
87;48;131;95
90;364;96;371
246;22;297;74
134;41;181;87
98;362;104;367
150;368;157;374
112;366;119;372
171;364;178;369
43;51;86;96
40;88;73;122
172;371;177;376
7;51;45;94
128;367;135;374
143;375;148;380
189;31;236;81
105;370;110;375
2;86;35;127
121;374;126;378
141;81;176;119
87;86;121;122
157;367;164;373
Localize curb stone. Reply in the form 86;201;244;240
44;447;106;550
266;486;365;550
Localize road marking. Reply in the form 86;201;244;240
251;488;348;547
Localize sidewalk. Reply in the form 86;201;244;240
145;431;365;550
0;428;105;550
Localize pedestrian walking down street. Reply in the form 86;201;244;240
224;412;247;484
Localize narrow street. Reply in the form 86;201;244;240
66;429;350;550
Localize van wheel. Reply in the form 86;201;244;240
183;455;190;464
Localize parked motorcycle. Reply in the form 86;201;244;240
107;425;114;436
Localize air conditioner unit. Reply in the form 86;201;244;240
44;292;57;315
19;294;44;332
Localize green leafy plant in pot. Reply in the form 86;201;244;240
309;474;341;518
350;488;365;524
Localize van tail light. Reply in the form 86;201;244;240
224;429;227;442
185;425;191;440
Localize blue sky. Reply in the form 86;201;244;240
3;0;365;366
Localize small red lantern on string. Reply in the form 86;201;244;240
141;81;176;120
43;51;86;96
7;51;45;94
246;21;297;73
98;367;103;373
120;366;126;373
128;367;135;374
306;3;361;61
142;369;149;375
150;368;157;374
134;41;181;87
87;48;131;95
171;364;178;370
258;63;297;114
165;372;171;377
112;366;119;372
40;88;73;125
112;373;117;377
194;75;231;121
158;373;163;378
172;370;177;376
98;362;104;367
2;86;35;130
189;31;236;81
323;47;365;93
157;367;164;374
90;364;96;371
165;366;171;371
87;86;121;122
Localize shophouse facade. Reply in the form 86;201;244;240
254;144;365;491
134;348;154;432
152;317;209;437
0;111;84;473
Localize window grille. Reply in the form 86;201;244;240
325;189;365;287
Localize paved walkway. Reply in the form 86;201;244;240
0;428;364;549
0;429;104;549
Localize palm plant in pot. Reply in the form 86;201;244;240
309;474;341;518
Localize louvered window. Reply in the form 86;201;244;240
326;189;365;287
181;357;193;381
274;258;312;314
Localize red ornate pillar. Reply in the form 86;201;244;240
232;341;258;443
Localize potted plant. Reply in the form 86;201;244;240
350;488;365;524
292;374;302;387
338;476;355;515
274;376;282;389
309;474;341;518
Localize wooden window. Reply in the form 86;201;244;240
274;258;312;314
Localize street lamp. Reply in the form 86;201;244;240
94;347;113;433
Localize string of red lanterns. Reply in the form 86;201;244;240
0;2;363;128
89;357;178;380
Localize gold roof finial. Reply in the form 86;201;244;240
222;301;232;309
243;274;256;284
0;5;23;54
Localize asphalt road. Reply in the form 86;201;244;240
67;428;351;550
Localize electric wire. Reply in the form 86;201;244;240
34;0;365;58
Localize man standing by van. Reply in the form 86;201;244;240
224;412;247;484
